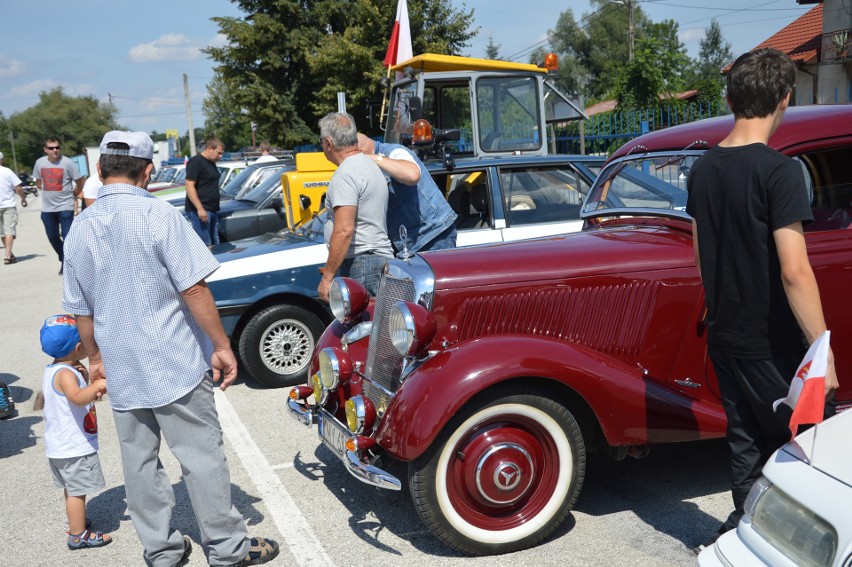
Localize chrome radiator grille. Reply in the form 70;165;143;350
364;272;416;405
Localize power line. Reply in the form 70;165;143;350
110;94;186;105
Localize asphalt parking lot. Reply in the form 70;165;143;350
0;196;731;566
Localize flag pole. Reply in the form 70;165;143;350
378;65;393;131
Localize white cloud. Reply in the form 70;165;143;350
128;34;205;63
9;79;56;98
208;33;228;49
0;53;25;77
680;28;705;45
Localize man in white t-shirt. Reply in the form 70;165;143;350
253;140;278;163
0;151;27;264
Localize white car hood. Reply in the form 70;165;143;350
782;409;852;488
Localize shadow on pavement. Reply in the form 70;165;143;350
575;438;729;550
90;480;266;559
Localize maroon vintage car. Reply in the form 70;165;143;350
288;104;852;555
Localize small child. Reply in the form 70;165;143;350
40;314;113;550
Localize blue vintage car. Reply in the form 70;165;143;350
208;154;603;387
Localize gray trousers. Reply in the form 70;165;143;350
112;377;249;566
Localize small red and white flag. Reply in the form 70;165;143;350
384;0;413;77
773;330;830;441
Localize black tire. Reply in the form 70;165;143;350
409;385;586;555
238;304;325;388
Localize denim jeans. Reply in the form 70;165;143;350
339;252;391;296
420;225;457;252
41;210;75;262
187;210;219;246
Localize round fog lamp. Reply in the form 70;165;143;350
318;347;352;390
310;373;323;404
344;395;376;434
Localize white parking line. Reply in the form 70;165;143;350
215;389;335;567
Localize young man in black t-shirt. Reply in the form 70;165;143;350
185;137;224;246
686;48;838;552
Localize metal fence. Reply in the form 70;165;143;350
555;99;730;156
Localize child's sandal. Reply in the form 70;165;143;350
67;530;112;550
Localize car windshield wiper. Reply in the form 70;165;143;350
654;140;708;170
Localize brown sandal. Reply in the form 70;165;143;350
3;255;15;265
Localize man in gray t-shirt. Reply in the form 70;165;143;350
32;137;84;272
318;112;392;301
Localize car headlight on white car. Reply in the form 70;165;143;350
744;476;837;567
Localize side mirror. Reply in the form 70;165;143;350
271;195;283;212
408;96;422;122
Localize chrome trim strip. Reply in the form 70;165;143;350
286;398;314;426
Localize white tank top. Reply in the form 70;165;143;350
42;363;99;459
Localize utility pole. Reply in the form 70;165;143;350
611;0;635;61
627;0;634;62
9;131;18;172
183;73;197;157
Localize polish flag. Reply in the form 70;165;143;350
773;330;830;441
384;0;413;75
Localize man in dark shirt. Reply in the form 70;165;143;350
686;48;838;552
185;137;224;246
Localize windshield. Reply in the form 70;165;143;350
476;76;541;153
173;168;186;185
221;166;257;197
239;171;281;203
158;168;178;183
581;151;703;220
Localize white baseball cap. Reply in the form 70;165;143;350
99;131;154;160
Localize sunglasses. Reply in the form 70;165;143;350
46;146;61;150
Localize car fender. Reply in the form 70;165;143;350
375;336;727;461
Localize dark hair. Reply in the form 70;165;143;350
44;137;60;146
259;140;271;152
204;136;223;150
99;142;151;182
726;48;796;119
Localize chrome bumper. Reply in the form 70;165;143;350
287;398;314;426
344;451;401;491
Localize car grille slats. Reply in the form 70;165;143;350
364;273;416;406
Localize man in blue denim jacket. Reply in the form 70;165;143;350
358;134;457;254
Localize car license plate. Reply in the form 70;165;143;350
319;409;350;457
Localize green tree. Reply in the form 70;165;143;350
547;0;653;101
689;19;734;102
6;88;120;171
205;0;475;147
202;74;253;150
485;34;501;60
615;20;690;109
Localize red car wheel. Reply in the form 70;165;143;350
409;386;586;555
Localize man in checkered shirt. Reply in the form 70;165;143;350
61;131;280;567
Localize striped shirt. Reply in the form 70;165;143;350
62;183;220;410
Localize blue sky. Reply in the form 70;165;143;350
0;0;813;135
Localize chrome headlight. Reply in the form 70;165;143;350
388;301;437;357
329;277;369;324
318;347;352;391
745;476;837;567
344;395;376;434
